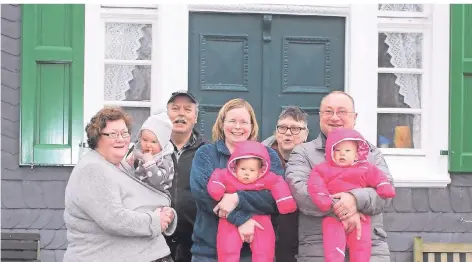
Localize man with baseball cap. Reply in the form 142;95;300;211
165;90;208;262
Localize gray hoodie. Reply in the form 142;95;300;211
63;150;177;262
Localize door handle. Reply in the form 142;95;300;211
263;15;272;42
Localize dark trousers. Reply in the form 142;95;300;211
275;211;299;262
166;235;193;262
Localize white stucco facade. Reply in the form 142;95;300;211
83;4;451;188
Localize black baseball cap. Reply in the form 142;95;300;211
167;90;198;104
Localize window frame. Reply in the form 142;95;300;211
376;18;431;156
349;4;450;187
83;5;189;141
83;5;159;133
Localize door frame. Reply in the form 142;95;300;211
185;4;352;142
184;4;351;97
161;4;377;140
188;6;351;142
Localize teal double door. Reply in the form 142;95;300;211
188;12;346;141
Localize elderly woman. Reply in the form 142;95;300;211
63;107;177;262
262;106;309;262
189;98;284;262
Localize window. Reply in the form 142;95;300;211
83;5;158;142
84;5;188;148
376;4;429;155
350;4;450;187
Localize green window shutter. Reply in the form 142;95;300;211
449;4;472;172
20;4;84;165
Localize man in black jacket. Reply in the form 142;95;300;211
165;91;207;262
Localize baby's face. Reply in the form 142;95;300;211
333;140;358;167
139;129;161;155
235;158;262;184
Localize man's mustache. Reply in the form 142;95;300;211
174;118;187;124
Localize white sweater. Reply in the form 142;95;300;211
63;150;177;262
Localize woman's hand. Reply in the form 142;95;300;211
155;207;173;232
332;192;358;220
213;193;239;218
162;207;175;221
238;219;264;243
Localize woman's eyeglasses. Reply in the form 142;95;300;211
224;119;251;127
101;131;130;139
276;125;306;135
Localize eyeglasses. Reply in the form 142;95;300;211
320;110;355;118
276;125;307;135
101;131;130;139
224;119;251;127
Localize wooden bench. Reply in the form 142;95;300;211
1;232;40;261
414;236;472;262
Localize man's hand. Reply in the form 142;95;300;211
341;212;367;240
213;193;239;218
332;192;357;220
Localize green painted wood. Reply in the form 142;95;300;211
188;12;263;141
21;4;84;165
188;13;345;141
262;14;345;141
449;4;472;172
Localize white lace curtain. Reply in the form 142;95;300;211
104;23;151;101
379;4;422;148
379;4;423;12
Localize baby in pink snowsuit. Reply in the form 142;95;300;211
207;140;297;262
307;128;395;262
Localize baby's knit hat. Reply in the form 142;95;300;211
139;108;173;149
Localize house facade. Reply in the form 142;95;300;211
1;3;471;261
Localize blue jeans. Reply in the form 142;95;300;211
191;256;217;262
191;255;252;262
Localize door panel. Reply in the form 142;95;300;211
188;12;345;142
262;15;345;141
188;12;263;140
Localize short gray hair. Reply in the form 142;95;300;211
278;106;308;126
166;98;199;115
